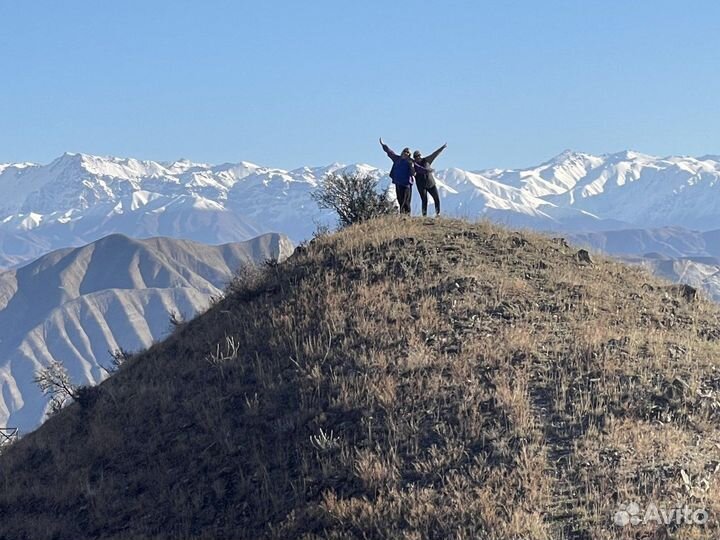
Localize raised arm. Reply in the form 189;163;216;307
379;137;399;162
425;143;447;165
413;160;431;174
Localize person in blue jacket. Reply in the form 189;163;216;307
380;138;415;214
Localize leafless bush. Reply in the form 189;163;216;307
33;360;78;416
224;263;267;298
312;172;394;228
101;348;134;375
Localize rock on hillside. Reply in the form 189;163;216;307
1;217;719;539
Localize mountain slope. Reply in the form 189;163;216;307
4;150;720;268
544;151;720;228
1;217;719;539
566;227;720;301
0;232;293;432
618;254;720;303
569;226;720;259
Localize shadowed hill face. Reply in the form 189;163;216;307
1;217;720;539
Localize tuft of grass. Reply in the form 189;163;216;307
1;215;720;539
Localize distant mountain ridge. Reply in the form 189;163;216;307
3;150;720;267
0;232;292;432
568;226;720;259
567;226;720;302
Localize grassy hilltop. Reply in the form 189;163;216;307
1;216;720;539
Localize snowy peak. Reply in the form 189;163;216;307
2;150;720;269
476;150;605;198
601;149;654;162
542;149;597;165
48;152;154;179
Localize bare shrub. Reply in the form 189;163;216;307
102;348;134;375
312;172;394;227
33;360;78;416
224;263;266;298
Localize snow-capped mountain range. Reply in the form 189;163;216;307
3;150;720;268
4;149;720;434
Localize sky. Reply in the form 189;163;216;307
2;0;720;171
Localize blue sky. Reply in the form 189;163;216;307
2;1;720;170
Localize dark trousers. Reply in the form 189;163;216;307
417;185;440;216
395;184;412;214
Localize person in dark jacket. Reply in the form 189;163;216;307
413;143;447;216
380;138;415;214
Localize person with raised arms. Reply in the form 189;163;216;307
379;138;415;214
412;143;447;216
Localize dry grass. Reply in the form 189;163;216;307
1;215;720;539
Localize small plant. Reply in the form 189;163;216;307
311;220;332;241
168;310;186;329
224;264;266;297
312;172;394;228
310;428;340;452
74;385;100;410
0;428;19;454
205;335;241;378
102;348;133;374
33;360;78;416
